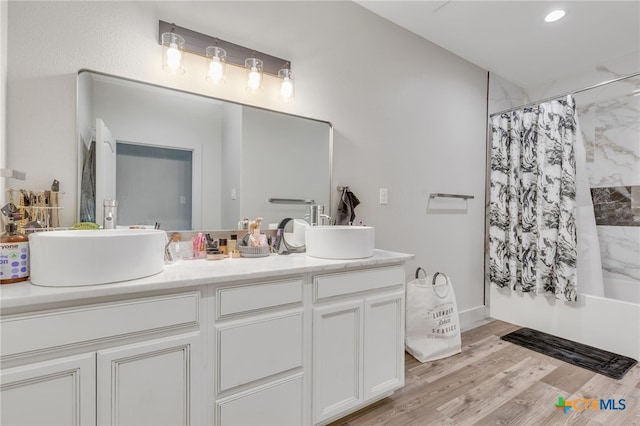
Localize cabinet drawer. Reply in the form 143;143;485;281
217;312;303;393
217;278;303;319
1;292;200;358
314;266;405;301
216;374;303;426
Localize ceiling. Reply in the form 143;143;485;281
356;1;640;92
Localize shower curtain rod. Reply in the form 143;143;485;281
490;71;640;117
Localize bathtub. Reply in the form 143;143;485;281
604;277;640;305
490;286;640;361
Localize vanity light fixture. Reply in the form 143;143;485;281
158;21;294;100
544;9;566;23
245;57;263;92
206;45;227;83
278;65;295;100
161;28;186;74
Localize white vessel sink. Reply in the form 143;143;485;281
305;226;375;259
29;229;166;287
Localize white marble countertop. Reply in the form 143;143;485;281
0;250;413;312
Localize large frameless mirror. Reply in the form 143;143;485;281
77;70;332;231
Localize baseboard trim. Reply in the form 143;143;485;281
459;305;489;331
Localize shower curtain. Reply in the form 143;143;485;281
489;95;578;302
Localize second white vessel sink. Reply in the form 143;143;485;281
29;229;166;287
305;226;375;259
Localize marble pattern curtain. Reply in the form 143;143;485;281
489;95;578;302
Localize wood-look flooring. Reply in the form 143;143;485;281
331;320;640;426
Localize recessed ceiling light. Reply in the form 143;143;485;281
545;9;566;23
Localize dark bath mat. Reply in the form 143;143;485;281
500;327;637;380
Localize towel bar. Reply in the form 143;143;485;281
429;193;474;200
268;198;316;205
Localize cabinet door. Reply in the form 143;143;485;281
364;291;405;400
97;332;200;426
313;300;363;423
1;353;96;426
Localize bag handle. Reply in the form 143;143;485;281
432;272;448;286
431;272;451;298
415;267;427;279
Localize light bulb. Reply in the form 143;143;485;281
248;66;261;91
545;9;566;23
278;68;294;100
166;42;182;72
280;77;294;99
208;58;224;82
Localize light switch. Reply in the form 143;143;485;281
379;188;388;205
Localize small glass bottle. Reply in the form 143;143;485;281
1;221;30;284
228;234;237;254
219;238;227;255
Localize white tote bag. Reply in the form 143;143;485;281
405;268;462;362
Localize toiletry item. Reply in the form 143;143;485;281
273;228;284;252
193;233;206;258
231;250;241;258
1;220;30;284
207;252;225;260
238;216;249;230
249;217;265;247
103;199;117;229
228;235;237;253
164;234;174;263
219;238;227;255
71;222;100;230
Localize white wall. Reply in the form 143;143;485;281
6;1;488;317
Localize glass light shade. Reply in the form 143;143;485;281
278;68;295;100
161;32;185;75
206;46;227;83
245;58;263;92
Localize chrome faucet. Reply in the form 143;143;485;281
306;204;331;226
103;199;117;229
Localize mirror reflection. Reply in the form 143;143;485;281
77;71;332;230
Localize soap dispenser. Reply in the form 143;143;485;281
1;216;30;284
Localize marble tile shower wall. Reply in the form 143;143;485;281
578;91;640;284
488;72;640;288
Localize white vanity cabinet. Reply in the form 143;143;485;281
312;266;405;425
213;278;306;426
0;291;203;426
0;251;412;426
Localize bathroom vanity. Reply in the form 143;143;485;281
0;250;412;426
